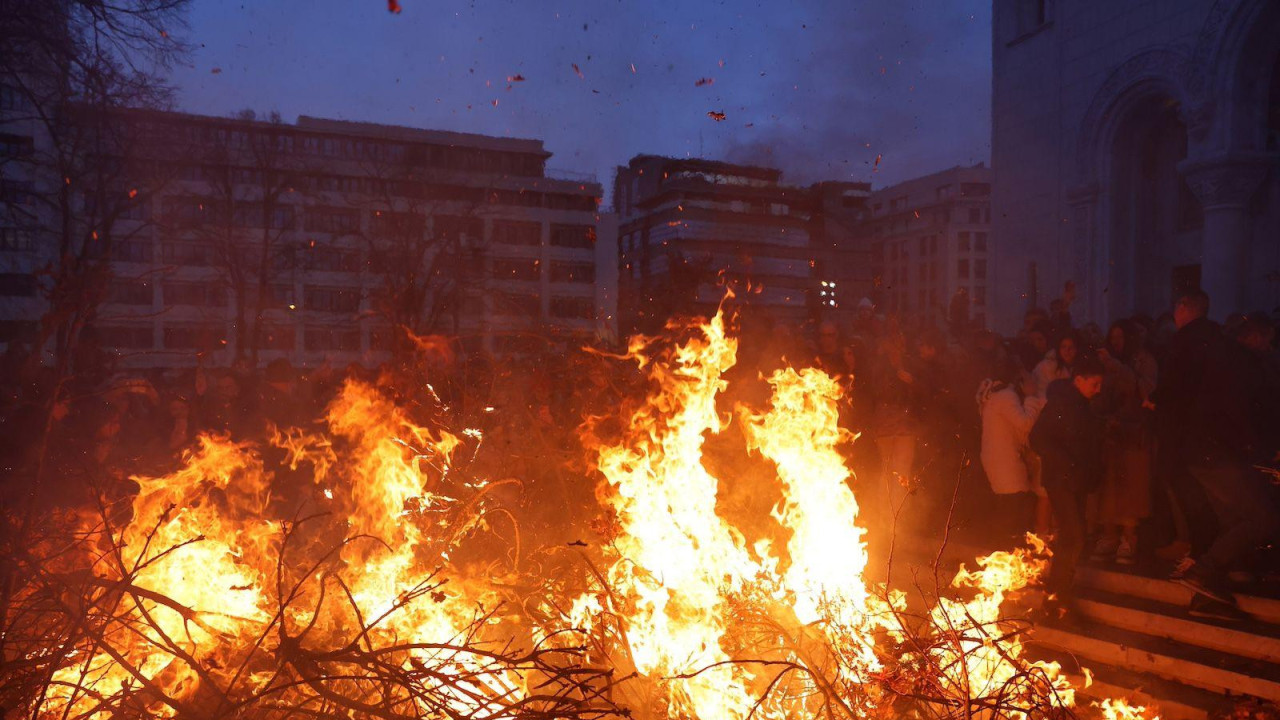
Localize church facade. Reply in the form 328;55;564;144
990;0;1280;330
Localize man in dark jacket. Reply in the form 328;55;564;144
1150;291;1279;618
1030;357;1105;601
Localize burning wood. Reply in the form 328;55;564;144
1;312;1158;720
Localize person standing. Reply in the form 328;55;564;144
1093;321;1151;565
1030;357;1106;605
1149;290;1279;619
1033;332;1080;399
979;364;1047;543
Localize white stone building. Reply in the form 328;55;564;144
991;0;1280;330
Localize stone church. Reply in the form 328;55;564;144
990;0;1280;330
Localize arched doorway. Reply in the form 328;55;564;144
1109;98;1203;317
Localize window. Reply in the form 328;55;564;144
0;273;37;297
492;257;540;281
111;240;153;263
975;232;988;252
491;292;540;317
161;242;216;266
305;326;361;351
109;280;153;306
958;259;970;279
267;284;296;308
918;264;927;281
960;182;991;197
929;235;938;254
974;259;987;280
370;210;425;236
435;215;483;242
163;324;223;350
305;207;361;234
0;133;34;158
973;286;987;306
918;237;927;255
492;220;541;246
0;84;31;111
163;282;226;307
871;242;884;263
889;244;898;262
968;208;981;224
550;295;594;319
259;323;296;350
1016;0;1050;34
551;261;594;284
0;227;34;252
935;185;952;200
958;232;971;252
550;224;595;249
304;286;361;313
98;325;153;349
889;196;907;212
930;263;938;282
305;245;361;272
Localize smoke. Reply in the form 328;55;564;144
718;0;991;186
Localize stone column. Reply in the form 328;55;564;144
1179;154;1270;318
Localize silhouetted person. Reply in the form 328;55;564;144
1030;357;1105;605
1150;290;1280;620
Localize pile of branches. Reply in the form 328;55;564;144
0;471;622;720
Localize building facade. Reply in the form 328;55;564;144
613;155;869;333
0;107;613;368
860;164;993;329
991;0;1280;331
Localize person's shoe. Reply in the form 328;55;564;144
1187;594;1250;622
1156;540;1192;562
1091;535;1120;561
1175;567;1236;606
1169;555;1195;580
1115;537;1136;566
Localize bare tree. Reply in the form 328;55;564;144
163;109;303;368
353;154;494;352
0;0;192;672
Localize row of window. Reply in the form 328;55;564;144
490;258;595;283
167;122;546;179
873;231;989;264
874;257;988;288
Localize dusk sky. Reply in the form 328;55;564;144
168;0;991;197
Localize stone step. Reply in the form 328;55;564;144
1076;566;1280;626
1031;619;1280;702
1036;652;1234;720
1073;587;1280;664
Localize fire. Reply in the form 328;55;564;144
17;310;1158;720
29;379;612;720
570;310;1158;720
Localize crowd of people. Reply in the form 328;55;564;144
2;286;1278;621
789;288;1280;622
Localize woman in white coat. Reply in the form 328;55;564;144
979;367;1048;542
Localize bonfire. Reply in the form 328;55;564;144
0;310;1153;720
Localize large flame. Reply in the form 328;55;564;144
24;311;1159;720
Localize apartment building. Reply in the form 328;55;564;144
0;106;611;368
613;155;870;333
861;164;993;328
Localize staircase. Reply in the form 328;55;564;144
893;536;1280;719
1031;564;1280;720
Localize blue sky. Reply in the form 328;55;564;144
168;0;991;192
